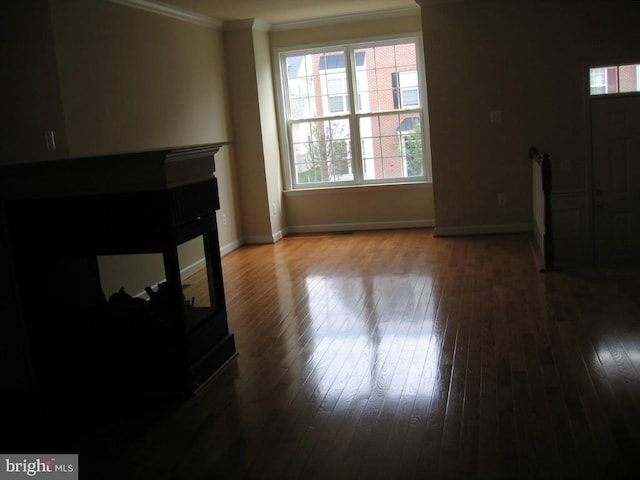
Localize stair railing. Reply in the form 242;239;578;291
529;147;554;271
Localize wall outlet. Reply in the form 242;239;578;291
498;193;506;206
221;213;227;225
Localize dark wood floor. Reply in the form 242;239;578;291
4;229;640;479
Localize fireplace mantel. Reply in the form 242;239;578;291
0;143;227;200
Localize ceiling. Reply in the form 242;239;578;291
137;0;420;26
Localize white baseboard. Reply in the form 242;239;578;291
286;219;434;235
243;235;276;245
434;223;533;237
272;229;287;243
180;257;207;279
220;239;242;257
242;228;288;244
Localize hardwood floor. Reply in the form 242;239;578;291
4;229;640;479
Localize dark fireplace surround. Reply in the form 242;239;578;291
2;144;236;393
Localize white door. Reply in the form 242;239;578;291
591;94;640;266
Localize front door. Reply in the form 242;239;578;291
591;94;640;266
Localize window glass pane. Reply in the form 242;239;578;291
619;64;640;93
605;66;619;94
360;113;423;180
401;89;419;107
285;50;350;119
355;42;419;113
328;96;346;113
291;119;353;185
399;71;418;88
589;68;607;95
327;78;343;94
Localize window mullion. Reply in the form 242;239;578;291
345;47;363;183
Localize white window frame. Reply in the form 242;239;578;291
275;35;431;190
589;62;640;96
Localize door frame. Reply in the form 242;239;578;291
585;59;640;266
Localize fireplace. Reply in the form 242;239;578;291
2;144;235;392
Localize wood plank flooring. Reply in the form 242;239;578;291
4;229;640;479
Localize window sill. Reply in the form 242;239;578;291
283;181;432;195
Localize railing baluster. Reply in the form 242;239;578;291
530;147;554;272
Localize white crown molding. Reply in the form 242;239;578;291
223;18;271;32
270;6;420;32
107;0;223;29
106;1;419;32
415;0;465;5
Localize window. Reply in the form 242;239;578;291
392;71;420;108
589;68;608;95
589;63;640;96
327;77;348;113
278;37;430;188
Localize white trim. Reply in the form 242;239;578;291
220;239;243;257
270;6;420;32
433;223;532;237
244;235;278;245
415;0;465;5
272;229;287;243
283;181;431;196
106;0;223;29
287;219;434;234
220;232;284;251
108;1;419;32
223;18;270;32
180;257;207;280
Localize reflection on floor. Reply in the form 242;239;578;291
3;229;640;479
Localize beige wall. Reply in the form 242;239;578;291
49;0;241;292
50;0;232;156
270;12;435;232
214;146;244;252
254;27;286;240
285;183;434;232
1;1;69;165
420;0;640;262
223;23;274;242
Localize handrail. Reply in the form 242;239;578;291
529;147;554;271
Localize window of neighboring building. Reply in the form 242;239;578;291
590;63;640;95
327;77;348;113
277;37;430;188
392;71;420;108
589;68;608;95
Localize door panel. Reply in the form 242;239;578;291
591;95;640;265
